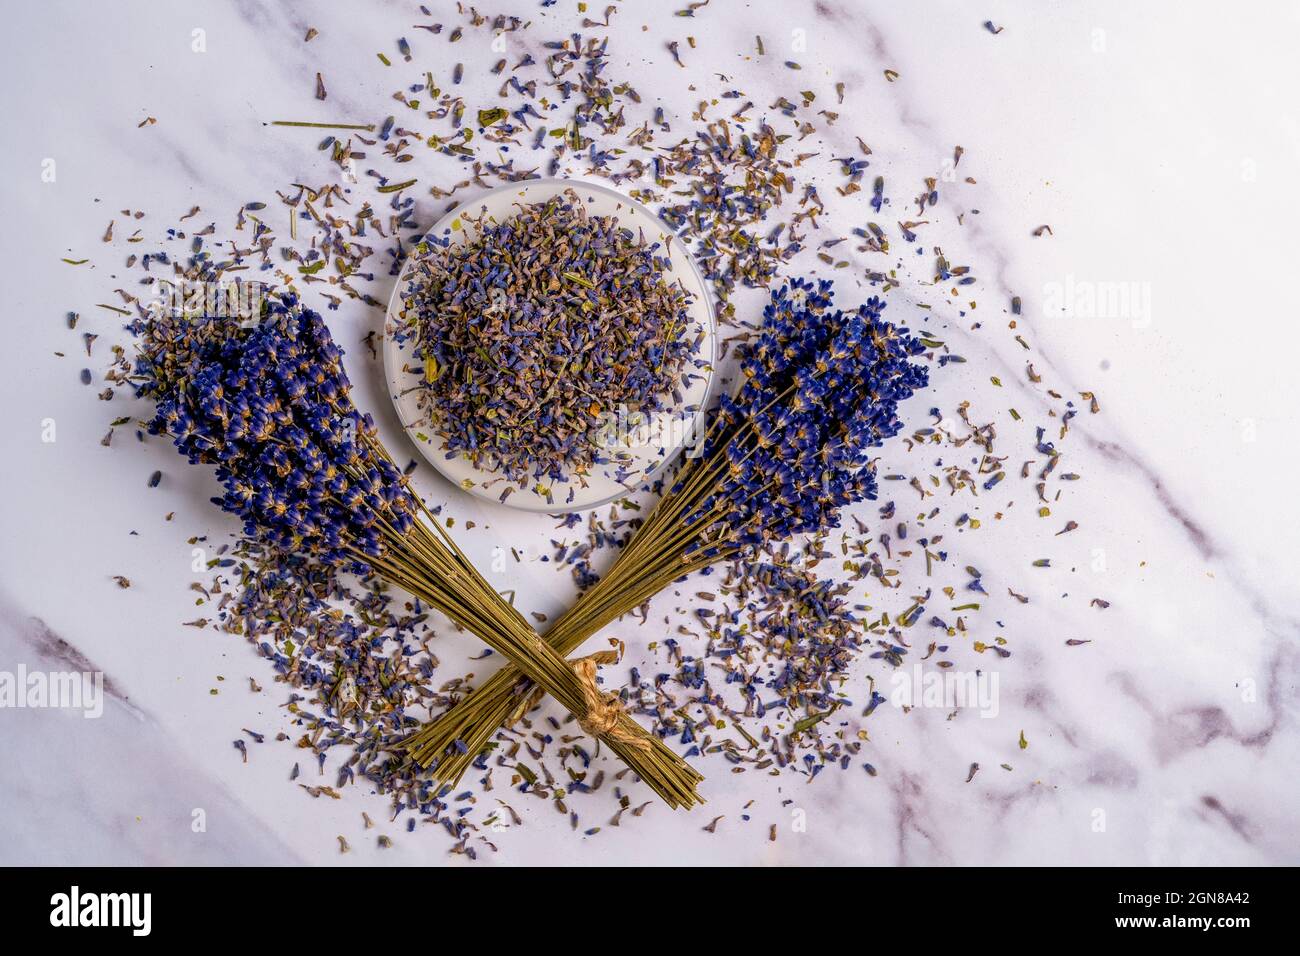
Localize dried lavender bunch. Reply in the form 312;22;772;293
399;188;699;487
404;278;931;783
136;294;703;807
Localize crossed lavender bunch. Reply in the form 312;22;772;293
404;278;932;785
136;293;703;808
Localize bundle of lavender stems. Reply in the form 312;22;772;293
403;278;931;786
135;294;703;807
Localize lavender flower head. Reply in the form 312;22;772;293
136;294;416;570
691;278;929;551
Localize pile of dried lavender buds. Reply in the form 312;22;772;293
399;189;700;486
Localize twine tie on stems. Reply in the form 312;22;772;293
506;649;650;752
571;655;651;752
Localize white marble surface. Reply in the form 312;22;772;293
1;0;1297;866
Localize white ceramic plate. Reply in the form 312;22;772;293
383;178;717;513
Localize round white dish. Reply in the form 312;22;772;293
383;177;717;513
